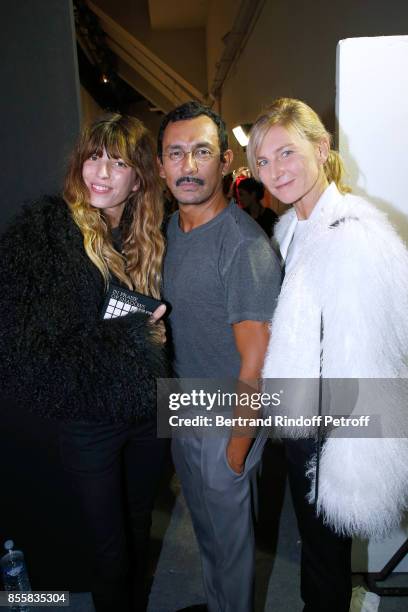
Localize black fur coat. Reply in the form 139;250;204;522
0;196;169;423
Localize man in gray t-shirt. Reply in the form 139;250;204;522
158;101;281;612
164;201;280;378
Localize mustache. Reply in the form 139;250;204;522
175;176;205;187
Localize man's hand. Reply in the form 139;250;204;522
226;442;245;475
226;319;270;471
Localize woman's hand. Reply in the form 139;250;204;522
149;304;166;323
149;304;167;344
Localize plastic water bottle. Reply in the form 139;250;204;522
0;540;31;611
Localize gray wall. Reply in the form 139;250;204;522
0;0;81;232
218;0;408;168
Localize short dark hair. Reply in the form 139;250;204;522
237;177;265;200
157;101;228;161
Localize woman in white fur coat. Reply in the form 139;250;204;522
247;98;408;612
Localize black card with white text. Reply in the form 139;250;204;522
101;284;163;319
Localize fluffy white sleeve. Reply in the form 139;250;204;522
309;209;408;538
320;211;408;377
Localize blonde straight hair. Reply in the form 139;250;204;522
247;97;351;194
63;113;164;298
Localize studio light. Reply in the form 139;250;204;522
232;124;252;147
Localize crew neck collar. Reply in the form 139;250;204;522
175;201;232;236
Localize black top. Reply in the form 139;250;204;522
243;206;279;237
0;196;170;423
110;225;122;253
256;208;279;238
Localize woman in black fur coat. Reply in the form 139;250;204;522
0;114;170;612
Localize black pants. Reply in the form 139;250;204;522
284;439;352;612
59;420;168;612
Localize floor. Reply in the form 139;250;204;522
41;441;408;611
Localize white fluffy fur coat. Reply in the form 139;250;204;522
263;183;408;538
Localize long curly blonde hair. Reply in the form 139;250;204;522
63;113;164;298
247;98;351;195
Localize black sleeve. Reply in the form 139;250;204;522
0;200;169;423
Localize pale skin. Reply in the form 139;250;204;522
159;116;271;473
255;124;330;219
82;148;140;228
82;151;166;324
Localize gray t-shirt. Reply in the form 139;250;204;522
163;202;282;377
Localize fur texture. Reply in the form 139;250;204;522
0;196;170;424
263;183;408;538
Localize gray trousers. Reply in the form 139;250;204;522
172;429;268;612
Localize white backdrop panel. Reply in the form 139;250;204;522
336;35;408;573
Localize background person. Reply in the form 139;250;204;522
0;114;169;612
238;177;278;237
247;97;408;612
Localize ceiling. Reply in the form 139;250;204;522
148;0;209;30
75;0;208;114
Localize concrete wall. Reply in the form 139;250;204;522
206;0;239;88
208;0;408;171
